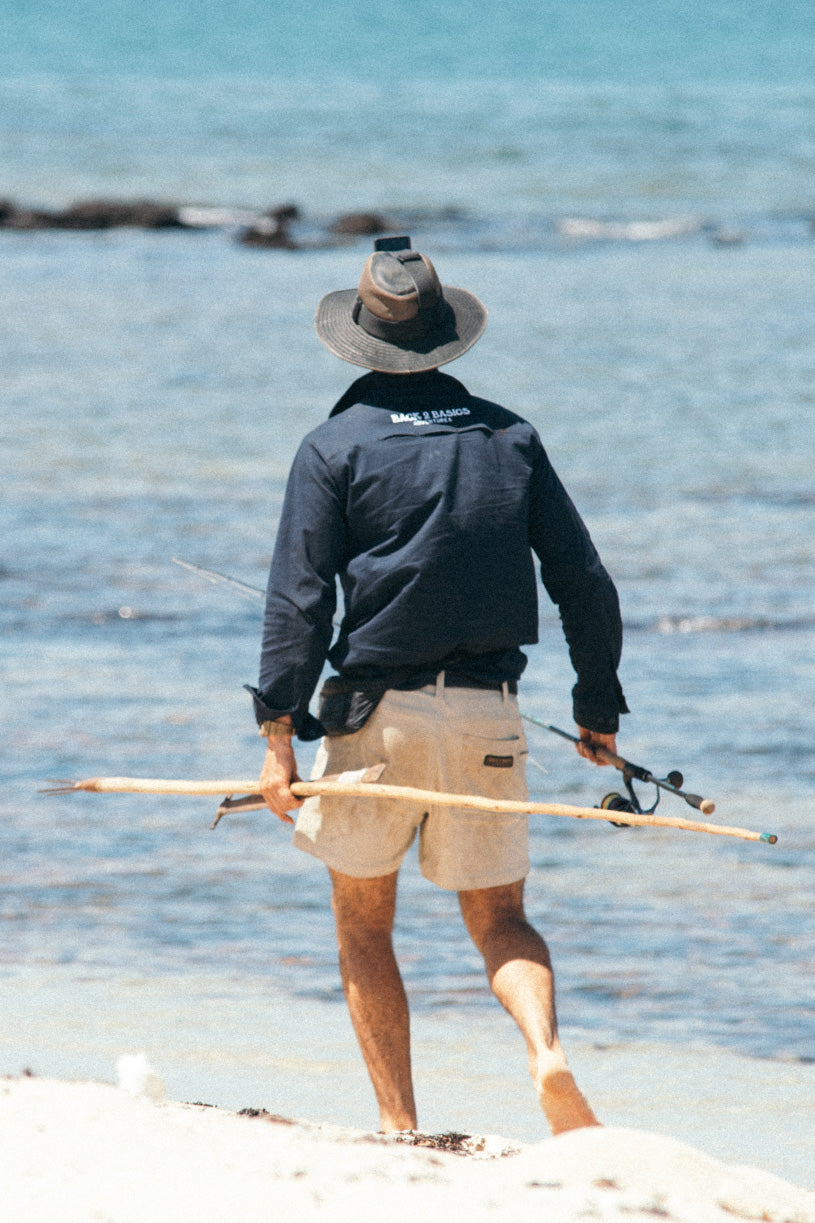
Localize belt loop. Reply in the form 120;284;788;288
501;681;509;704
435;670;447;703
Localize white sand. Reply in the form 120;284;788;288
2;1074;813;1223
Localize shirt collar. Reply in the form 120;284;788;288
329;370;468;417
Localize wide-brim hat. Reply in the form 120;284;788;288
314;238;487;373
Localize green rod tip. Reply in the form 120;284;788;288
760;833;778;844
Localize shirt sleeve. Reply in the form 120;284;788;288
245;438;346;739
528;438;628;733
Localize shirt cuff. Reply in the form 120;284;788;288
244;685;325;742
572;676;629;734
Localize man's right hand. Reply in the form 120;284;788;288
575;725;618;766
259;732;304;825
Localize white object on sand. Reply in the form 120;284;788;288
116;1054;166;1102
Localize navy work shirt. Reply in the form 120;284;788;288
249;370;627;738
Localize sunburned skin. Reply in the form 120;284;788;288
538;1067;601;1135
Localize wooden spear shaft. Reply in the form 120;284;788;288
51;775;778;843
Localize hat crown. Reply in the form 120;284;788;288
314;238;487;373
370;253;417;295
358;250;442;323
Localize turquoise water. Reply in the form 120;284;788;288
3;0;814;82
2;0;815;218
1;0;814;1173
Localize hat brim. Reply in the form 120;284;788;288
314;286;487;373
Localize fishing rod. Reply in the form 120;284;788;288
523;715;716;819
43;557;777;845
171;557;264;601
172;558;765;840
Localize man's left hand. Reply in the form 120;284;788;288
575;726;618;766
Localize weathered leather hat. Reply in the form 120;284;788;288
314;237;487;373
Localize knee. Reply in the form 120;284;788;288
333;903;393;956
464;909;532;959
332;895;395;954
335;920;398;990
330;870;398;940
458;881;528;951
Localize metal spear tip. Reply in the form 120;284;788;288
211;762;388;828
39;779;81;795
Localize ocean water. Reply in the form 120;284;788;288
1;0;814;1184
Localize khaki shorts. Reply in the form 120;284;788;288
293;673;530;891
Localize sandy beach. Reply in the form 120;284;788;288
2;1072;813;1223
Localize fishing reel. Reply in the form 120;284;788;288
598;768;685;827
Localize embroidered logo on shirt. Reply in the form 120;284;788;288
483;754;514;768
390;408;472;426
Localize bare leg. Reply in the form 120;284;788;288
329;868;417;1132
459;880;600;1135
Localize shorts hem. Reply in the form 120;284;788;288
420;862;531;892
292;831;406;879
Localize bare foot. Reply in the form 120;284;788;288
538;1068;601;1135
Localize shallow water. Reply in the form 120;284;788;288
3;237;812;1065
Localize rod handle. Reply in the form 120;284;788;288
684;792;716;815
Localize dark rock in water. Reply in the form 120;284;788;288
51;200;186;229
0;203;57;230
330;211;392;236
267;204;300;224
237;203;300;249
238;225;297;249
0;198;187;230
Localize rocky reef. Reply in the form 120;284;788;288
0;197;397;249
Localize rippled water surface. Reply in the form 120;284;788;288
3;235;812;1064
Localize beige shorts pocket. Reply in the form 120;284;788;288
459;734;528;802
